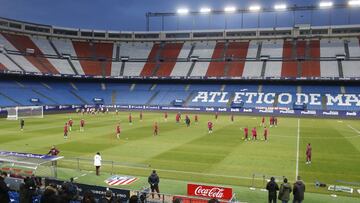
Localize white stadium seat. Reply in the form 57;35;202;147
120;42;153;59
190;62;210;76
320;39;345;58
246;40;259;58
264;61;282;77
177;42;192;59
0;53;22;71
342;61;360;77
170;62;192;77
31;36;57;55
320;61;339;77
347;38;360;57
47;58;75;75
191;41;216;58
123;62;145;76
242;61;263;77
111;61;122;76
261;40;284;58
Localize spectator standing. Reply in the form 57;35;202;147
99;190;116;203
266;177;279;203
0;172;10;203
82;190;96;203
278;178;292;203
148;170;161;199
293;176;305;203
94;152;102;176
61;177;78;201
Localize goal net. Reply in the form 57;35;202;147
6;106;44;120
0;151;63;178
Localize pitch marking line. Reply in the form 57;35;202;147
74;173;87;180
296;119;300;180
347;124;360;135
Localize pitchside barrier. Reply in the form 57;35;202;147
59;157;150;175
249;173;285;191
1;104;359;119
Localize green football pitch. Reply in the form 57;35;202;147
0;111;359;202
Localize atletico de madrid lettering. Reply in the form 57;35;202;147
192;91;360;107
105;175;138;186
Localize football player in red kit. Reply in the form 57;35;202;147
64;123;68;139
176;113;180;123
194;114;198;123
47;145;60;156
244;126;249;141
208;121;213;134
116;123;121;139
164;112;168;121
261;117;265;126
270;117;274;127
252;127;257;140
274;117;278;127
263;126;268;141
154;122;158;136
80;119;85;132
128;113;132;124
68;119;73;131
306;143;312;164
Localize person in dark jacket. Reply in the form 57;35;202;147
0;172;10;203
278;178;292;203
293;176;305;203
81;190;96;203
20;176;37;203
148;170;160;198
266;177;279;203
99;190;118;203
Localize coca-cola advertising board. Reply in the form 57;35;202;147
187;183;233;200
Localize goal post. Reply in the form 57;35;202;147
6;106;44;120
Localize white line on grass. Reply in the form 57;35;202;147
347;124;360;134
73;173;86;180
295;119;300;181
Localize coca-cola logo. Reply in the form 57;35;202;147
194;186;224;198
187;184;232;200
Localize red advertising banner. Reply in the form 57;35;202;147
187;183;233;200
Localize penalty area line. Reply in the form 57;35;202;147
346;124;360;135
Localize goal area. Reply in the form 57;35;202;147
0;151;63;178
6;106;43;120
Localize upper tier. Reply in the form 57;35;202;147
0;17;359;81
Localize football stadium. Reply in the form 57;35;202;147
0;0;360;202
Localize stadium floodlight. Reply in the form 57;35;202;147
274;4;287;10
348;0;360;6
224;6;236;12
177;8;189;15
200;7;211;13
249;5;261;11
319;1;333;8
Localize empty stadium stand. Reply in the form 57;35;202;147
0;79;358;112
0;18;359;87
